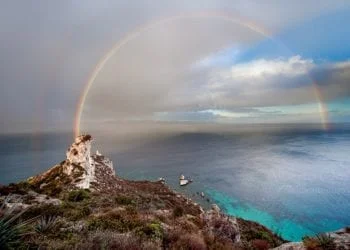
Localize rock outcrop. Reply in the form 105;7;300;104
330;228;350;250
203;204;241;243
272;242;305;250
65;134;94;188
90;153;119;191
272;228;350;250
28;134;117;194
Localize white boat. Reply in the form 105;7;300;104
180;179;189;186
179;174;192;186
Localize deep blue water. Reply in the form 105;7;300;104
1;126;350;241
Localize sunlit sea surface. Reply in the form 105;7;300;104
1;125;350;241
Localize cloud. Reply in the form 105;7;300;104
197;56;350;108
82;52;350;130
206;55;314;92
1;0;350;133
230;55;313;79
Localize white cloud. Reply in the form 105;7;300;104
208;55;314;90
231;55;313;79
203;109;252;118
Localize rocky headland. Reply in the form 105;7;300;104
0;135;349;250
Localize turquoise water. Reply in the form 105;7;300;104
1;127;350;241
110;130;350;241
205;189;343;241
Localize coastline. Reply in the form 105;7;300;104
103;172;344;242
0;134;349;249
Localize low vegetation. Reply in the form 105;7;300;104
0;197;37;249
34;215;58;234
0;180;287;249
303;233;336;250
67;189;90;202
172;206;184;218
236;218;285;249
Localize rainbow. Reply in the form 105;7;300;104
74;10;329;137
314;85;330;130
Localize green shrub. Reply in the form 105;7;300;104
35;215;58;234
114;195;135;206
67;189;90;202
177;218;198;233
61;201;91;221
125;205;137;215
315;233;336;250
135;222;163;240
162;229;181;249
87;211;142;233
22;204;64;219
173;206;184;218
256;231;273;243
245;229;274;245
75;230;144;250
302;236;320;250
87;217;118;231
302;234;335;250
0;200;37;249
70;206;91;221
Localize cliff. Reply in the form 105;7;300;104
26;134;118;195
0;135;348;249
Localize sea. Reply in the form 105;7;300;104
1;124;350;241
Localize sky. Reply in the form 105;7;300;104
0;0;350;135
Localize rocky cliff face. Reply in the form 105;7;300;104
64;134;116;189
65;134;94;188
27;134;117;194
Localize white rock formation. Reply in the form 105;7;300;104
65;135;94;188
28;134;116;192
64;134;115;189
